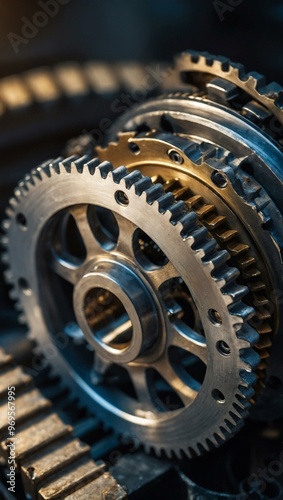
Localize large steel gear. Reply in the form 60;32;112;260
2;155;260;458
101;50;283;420
3;49;283;479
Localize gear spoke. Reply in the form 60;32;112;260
128;366;157;411
69;204;101;257
91;354;111;385
49;252;78;285
168;320;207;365
154;357;197;406
146;262;180;290
114;213;137;258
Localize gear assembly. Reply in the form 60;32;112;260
3;50;283;463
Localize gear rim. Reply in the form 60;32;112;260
3;155;260;458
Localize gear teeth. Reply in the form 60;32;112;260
226;241;250;257
59;155;79;173
39;159;55;178
122;170;143;188
167;200;186;224
240;370;257;389
231;404;250;421
237;325;259;347
71;154;92;173
98;160;114;178
178;212;199;238
254;194;271;211
240;348;260;371
212;265;240;285
4;269;13;284
4;139;271;459
229;302;255;322
196;204;215;219
112;165;128;182
13;187;22;201
144;183;164;204
1;252;9;264
189;226;208;248
0;234;9;249
134;176;152;196
185;194;202;208
217;229;238;243
198;238;217;258
85;157;102;175
155;192;175;213
205;249;230;268
18;313;27;324
8;289;18;301
255;335;272;350
222;283;248;302
1;218;11;232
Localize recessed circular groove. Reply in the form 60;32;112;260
16;212;27;229
115;190;129;206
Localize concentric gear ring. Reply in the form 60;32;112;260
3;155;259;457
163;49;283;135
97;131;278;397
105;49;283;418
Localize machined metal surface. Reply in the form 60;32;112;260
3;154;260;458
0;347;127;499
2;49;283;498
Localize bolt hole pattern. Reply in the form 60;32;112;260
211;170;228;188
208;308;222;325
115;190;129;207
167;149;184;165
18;277;32;295
212;388;225;404
128;142;140;155
217;340;231;356
16;212;27;229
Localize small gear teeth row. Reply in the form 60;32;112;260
172;50;283;113
165;50;283;144
0;347;127;499
2;154;261;458
162;177;272;394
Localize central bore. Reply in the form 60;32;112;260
83;287;133;352
73;260;160;363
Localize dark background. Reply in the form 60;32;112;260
0;0;282;82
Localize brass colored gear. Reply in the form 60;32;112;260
97;131;276;398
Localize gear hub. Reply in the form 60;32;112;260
3;50;283;458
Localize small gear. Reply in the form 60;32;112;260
105;51;283;419
97;131;277;397
3;155;260;458
163;49;283;141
